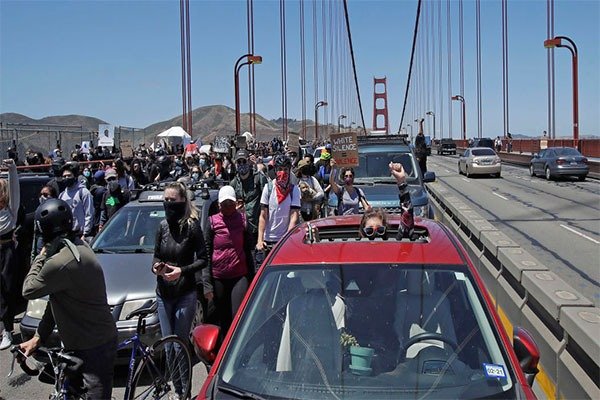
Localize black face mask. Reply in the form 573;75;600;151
107;181;121;195
163;201;186;224
63;177;76;188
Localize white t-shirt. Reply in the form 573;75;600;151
260;182;301;242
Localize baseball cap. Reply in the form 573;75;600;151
94;170;105;181
235;149;249;161
105;168;118;180
218;185;237;204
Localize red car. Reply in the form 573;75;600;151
193;215;539;399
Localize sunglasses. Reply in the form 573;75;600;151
237;159;248;164
362;225;386;237
344;174;354;178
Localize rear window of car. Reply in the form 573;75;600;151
555;148;581;156
472;148;496;156
218;264;516;399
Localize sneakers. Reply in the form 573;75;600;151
0;330;13;350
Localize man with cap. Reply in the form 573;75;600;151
229;149;268;270
99;168;129;231
20;199;117;399
58;162;95;240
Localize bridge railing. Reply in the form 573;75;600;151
450;138;599;158
425;181;600;400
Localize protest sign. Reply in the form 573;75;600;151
330;132;358;167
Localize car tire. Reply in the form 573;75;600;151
529;164;535;177
458;164;462;175
494;172;501;178
465;166;471;178
545;167;553;180
578;175;586;181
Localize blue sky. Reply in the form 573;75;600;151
1;0;598;139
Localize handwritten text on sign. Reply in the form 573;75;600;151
331;132;358;167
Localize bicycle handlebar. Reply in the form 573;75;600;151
9;346;40;377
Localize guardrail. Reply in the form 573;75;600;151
425;180;599;399
452;138;600;158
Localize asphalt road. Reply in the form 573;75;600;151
427;154;600;306
0;327;209;400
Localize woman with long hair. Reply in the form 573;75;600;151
329;159;371;215
151;182;207;396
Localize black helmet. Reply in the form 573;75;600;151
158;155;170;166
34;199;73;241
274;154;292;169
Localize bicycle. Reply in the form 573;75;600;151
9;345;86;400
118;299;193;400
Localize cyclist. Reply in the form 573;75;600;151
20;198;117;400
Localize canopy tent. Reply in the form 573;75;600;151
157;126;192;146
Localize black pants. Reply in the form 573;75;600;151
71;336;117;400
418;156;427;174
0;241;18;332
213;276;249;338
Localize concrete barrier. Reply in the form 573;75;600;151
426;180;600;399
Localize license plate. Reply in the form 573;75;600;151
570;162;577;165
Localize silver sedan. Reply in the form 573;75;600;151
458;147;502;178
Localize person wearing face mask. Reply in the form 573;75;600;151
229;150;267;270
295;158;324;221
329;159;371;215
31;185;59;261
130;159;149;188
189;165;203;184
203;186;253;337
152;183;207;395
58;162;95;241
98;169;129;231
198;153;210;176
256;155;300;252
81;167;92;188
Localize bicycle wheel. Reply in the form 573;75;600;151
129;335;192;400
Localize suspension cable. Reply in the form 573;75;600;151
300;0;306;138
446;0;452;139
399;0;422;133
438;0;444;138
342;0;367;136
476;0;482;138
279;0;288;139
322;0;328;127
502;0;509;138
179;0;187;133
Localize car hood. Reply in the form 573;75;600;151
96;253;156;306
356;183;428;207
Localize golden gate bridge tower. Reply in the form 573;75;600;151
372;77;389;134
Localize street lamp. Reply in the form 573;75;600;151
426;111;436;140
234;54;263;135
337;114;347;133
451;95;466;141
315;100;328;141
544;36;579;144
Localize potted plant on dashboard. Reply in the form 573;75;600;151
340;331;374;375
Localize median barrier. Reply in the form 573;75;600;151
426;180;600;399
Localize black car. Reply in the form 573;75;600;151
334;135;435;218
469;137;495;149
436;138;457;155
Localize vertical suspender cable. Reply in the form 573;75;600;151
502;0;509;138
342;0;367;136
279;0;288;139
425;3;430;122
185;0;192;136
547;0;555;138
459;0;464;138
398;0;422;132
322;0;328;127
328;0;334;126
476;0;482;138
438;0;444;138
313;0;319;126
247;0;252;135
446;0;453;139
430;0;436;136
250;0;256;136
300;0;306;139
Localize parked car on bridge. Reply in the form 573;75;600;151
346;135;435;218
20;183;220;360
192;215;540;400
529;147;588;181
458;147;502;178
435;138;457;155
469;137;495;149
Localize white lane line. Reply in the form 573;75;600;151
461;178;469;182
560;224;600;244
445;169;450;173
492;192;509;200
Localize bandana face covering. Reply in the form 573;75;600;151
275;170;291;203
237;163;251;176
163;201;186;224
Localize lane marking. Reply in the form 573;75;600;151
560;224;600;244
461;178;469;182
492;192;509;200
445;169;450;173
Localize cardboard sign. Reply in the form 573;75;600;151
80;141;90;154
98;124;115;147
213;136;230;154
287;132;300;151
236;135;247;149
120;139;133;158
330;132;358;167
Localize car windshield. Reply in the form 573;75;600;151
555;148;581;156
91;205;166;252
218;264;515;399
354;151;419;183
471;149;496;156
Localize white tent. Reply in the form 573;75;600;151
157;126;191;146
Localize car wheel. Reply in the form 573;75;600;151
578;175;587;181
458;163;462;174
494;172;501;178
465;166;471;178
545;167;552;180
529;164;535;177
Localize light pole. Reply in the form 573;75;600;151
407;124;413;140
350;122;356;132
234;54;262;135
315;100;328;141
451;95;466;141
337;114;347;133
426;111;436;140
544;36;579;144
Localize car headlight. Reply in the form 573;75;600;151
413;205;428;217
26;298;48;319
119;298;156;321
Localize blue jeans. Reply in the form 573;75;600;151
157;290;197;395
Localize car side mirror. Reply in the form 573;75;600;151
192;324;221;365
423;171;436;182
533;154;539;158
513;326;540;387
